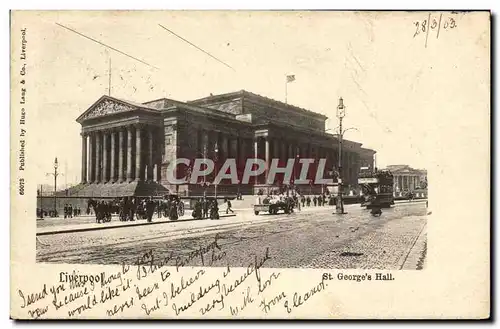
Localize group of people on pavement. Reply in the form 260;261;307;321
87;195;182;224
299;194;336;208
63;204;82;218
258;191;336;210
192;198;222;220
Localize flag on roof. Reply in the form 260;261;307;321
286;75;295;83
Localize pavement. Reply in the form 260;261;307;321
37;199;426;236
36;202;428;269
36;211;237;236
36;204;338;236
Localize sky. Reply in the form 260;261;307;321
16;11;489;188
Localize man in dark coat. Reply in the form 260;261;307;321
193;198;203;219
145;197;156;222
170;199;179;221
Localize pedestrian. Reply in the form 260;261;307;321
156;200;162;219
165;198;171;219
170;199;179;221
210;199;219;219
306;196;311;207
146;197;156;222
193;198;203;219
313;196;317;206
129;197;136;221
226;198;234;214
203;198;209;219
294;195;300;211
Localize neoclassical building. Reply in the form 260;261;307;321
385;165;427;194
71;90;376;197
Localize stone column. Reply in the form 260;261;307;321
280;141;286;163
156;128;162;183
265;137;270;183
126;126;133;182
272;138;279;160
118;129;124;183
237;137;245;166
221;132;228;161
202;130;209;157
102;132;108;183
148;128;154;181
81;133;87;184
110;131;116;182
135;125;142;181
88;133;94;183
95;131;101;183
254;137;258;160
230;136;238;159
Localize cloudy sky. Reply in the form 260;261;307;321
14;11;489;187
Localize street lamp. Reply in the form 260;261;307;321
288;152;300;197
46;157;60;217
335;98;347;215
213;143;219;201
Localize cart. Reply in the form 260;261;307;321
253;199;293;215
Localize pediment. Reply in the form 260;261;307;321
76;96;146;122
79;97;137;122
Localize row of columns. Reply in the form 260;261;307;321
191;130;352;184
81;124;161;184
254;136;357;185
394;174;421;192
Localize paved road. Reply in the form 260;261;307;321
36;203;427;270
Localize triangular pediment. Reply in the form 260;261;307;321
76;95;144;123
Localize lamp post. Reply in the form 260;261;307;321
335;98;347;215
288;152;300;197
46;157;60;216
214;143;219;201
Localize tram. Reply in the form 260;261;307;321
358;168;395;208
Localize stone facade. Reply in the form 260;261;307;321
75;90;376;197
385;165;427;193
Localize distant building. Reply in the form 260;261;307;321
385;165;427;192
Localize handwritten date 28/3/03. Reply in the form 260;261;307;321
413;13;457;47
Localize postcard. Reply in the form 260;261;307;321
10;10;490;319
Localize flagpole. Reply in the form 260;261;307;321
108;56;112;96
285;75;288;104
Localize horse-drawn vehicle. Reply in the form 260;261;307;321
254;195;295;215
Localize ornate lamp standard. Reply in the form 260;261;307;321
335;98;347;215
46;157;61;216
213;142;219;201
